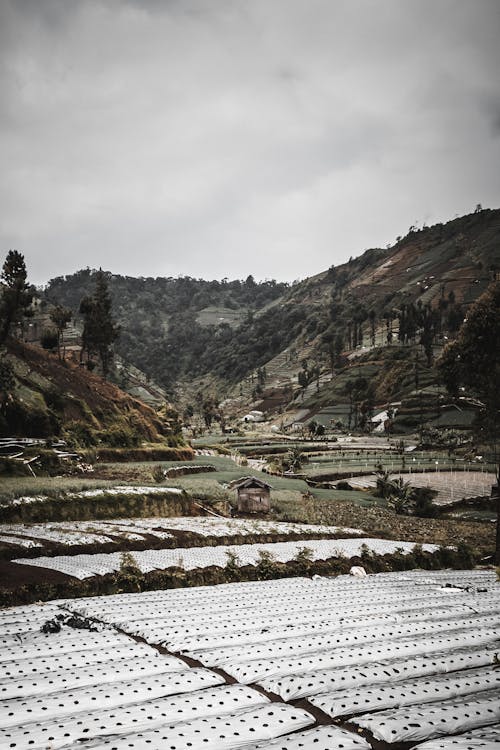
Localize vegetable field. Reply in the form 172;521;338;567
1;569;498;749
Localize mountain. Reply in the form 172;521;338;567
43;207;500;430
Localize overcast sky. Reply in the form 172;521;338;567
1;0;499;287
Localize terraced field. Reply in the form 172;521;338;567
1;569;498;749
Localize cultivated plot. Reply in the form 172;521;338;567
0;569;498;749
0;516;364;552
13;537;439;578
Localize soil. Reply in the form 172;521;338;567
302;498;495;556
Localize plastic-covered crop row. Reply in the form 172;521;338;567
0;603;64;636
0;684;268;749
185;614;498;667
222;626;498;684
260;646;498;700
412;723;500;750
0;533;42;548
0;652;185;701
0;627;142;665
0;524;113;546
14;537;440;578
310;665;500;717
239;724;371;749
0;639;156;680
88;703;315;750
0;668;224;728
1;517;363;549
354;690;500;743
149;600;499;654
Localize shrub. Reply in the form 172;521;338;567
151;464;165;483
99;425;140;448
40;329;58;351
116;551;143;592
66;420;98;448
224;550;242;581
256;549;279;579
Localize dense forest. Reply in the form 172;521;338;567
45;272;292;390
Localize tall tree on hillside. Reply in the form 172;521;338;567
79;270;120;377
438;280;500;561
0;250;33;345
49;305;72;360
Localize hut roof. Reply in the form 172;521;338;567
229;476;273;491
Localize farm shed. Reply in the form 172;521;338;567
230;476;272;514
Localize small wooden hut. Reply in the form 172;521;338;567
230;476;272;514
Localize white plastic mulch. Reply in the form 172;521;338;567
0;516;364;549
354;692;500;743
0;569;498;749
13;537;439;578
412;724;500;750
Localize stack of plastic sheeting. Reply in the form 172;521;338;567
88;704;314;750
261;646;498;700
412;723;500;750
310;666;500;717
354;691;500;743
238;724;371;749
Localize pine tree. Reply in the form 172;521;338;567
0;250;33;345
79;270;119;377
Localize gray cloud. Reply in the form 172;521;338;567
0;0;499;286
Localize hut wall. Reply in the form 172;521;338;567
237;487;270;513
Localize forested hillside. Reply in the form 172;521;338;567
44;208;500;407
45;273;289;390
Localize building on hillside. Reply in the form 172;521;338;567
229;476;272;514
241;410;265;423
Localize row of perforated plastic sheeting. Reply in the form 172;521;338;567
354;690;500;743
0;668;224;728
0;684;270;750
309;665;500;717
262;645;498;700
412;723;500;750
238;724;370;749
223;625;499;684
0;650;186;701
87;704;314;750
0;637;157;681
0;516;361;546
14;537;440;578
0;602;64;636
185;613;498;667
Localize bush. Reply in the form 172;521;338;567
256;550;279;579
40;329;58;351
413;487;439;518
66;420;98;448
224;550;242;581
151;464;165;483
99;425;140;448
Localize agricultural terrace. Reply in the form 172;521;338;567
0;569;498;749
